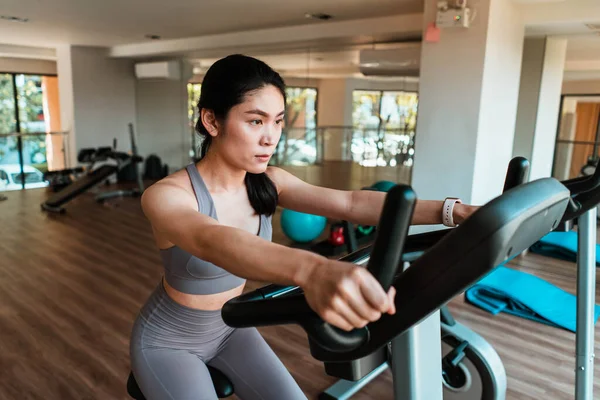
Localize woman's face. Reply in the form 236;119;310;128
214;85;285;174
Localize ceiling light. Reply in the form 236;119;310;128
304;13;333;21
0;15;29;23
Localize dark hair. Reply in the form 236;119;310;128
195;54;286;216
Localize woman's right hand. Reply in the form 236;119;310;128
301;259;396;332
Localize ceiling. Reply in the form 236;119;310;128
565;35;600;61
187;34;600;80
1;0;600;81
190;45;402;79
0;0;422;47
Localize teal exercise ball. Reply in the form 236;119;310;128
372;180;396;192
280;209;327;243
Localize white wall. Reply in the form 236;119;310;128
284;76;319;88
57;46;137;166
528;38;567;180
512;37;567;181
71;47;137;151
562;79;600;94
471;0;525;204
136;60;193;172
0;57;57;75
553;97;577;180
513;38;546;161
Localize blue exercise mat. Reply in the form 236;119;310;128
465;266;600;333
529;231;600;266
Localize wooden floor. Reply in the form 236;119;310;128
0;162;598;400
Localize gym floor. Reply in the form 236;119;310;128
0;161;598;400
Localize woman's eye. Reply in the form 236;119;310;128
250;119;262;125
275;119;284;125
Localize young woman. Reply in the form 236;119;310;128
130;54;477;400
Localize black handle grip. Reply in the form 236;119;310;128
221;294;370;353
301;317;369;353
503;156;530;192
366;185;416;291
342;220;359;253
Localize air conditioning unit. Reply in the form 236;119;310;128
134;60;181;80
359;45;421;77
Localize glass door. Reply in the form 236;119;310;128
0;73;62;192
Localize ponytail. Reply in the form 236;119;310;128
245;173;278;216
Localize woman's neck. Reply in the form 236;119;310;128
196;152;246;194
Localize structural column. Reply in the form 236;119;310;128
411;0;525;206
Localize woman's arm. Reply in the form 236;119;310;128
348;190;476;226
141;181;323;287
267;167;476;226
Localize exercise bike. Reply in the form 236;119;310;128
317;158;531;400
126;158;526;400
221;157;569;400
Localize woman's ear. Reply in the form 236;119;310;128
201;109;220;138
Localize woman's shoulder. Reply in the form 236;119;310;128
142;169;197;208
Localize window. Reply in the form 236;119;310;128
351;89;418;167
187;83;202;160
273;87;319;165
552;95;600;181
0;72;57;190
285;87;317;129
0;74;16;134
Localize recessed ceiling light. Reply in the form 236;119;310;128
145;34;161;40
0;15;29;23
304;13;333;21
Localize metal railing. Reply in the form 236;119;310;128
271;126;416;168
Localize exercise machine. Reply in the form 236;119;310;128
95;124;145;203
41;124;144;214
318;157;530;400
553;162;600;400
319;230;505;400
125;158;534;400
221;171;569;399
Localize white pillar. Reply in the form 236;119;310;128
317;79;347;161
411;0;525;206
56;45;76;167
513;37;567;181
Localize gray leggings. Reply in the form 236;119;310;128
130;282;307;400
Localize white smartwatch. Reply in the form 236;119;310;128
442;197;462;227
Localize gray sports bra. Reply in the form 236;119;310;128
160;164;273;295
